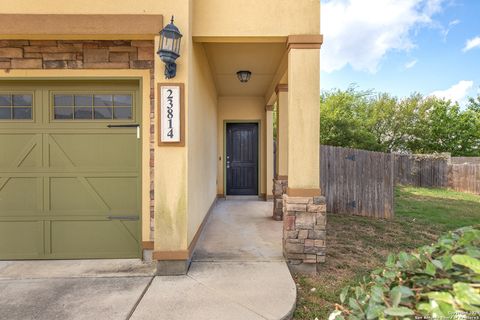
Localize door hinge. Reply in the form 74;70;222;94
345;154;356;161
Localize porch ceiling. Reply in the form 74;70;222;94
204;43;285;97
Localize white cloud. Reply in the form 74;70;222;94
440;19;460;42
449;19;460;27
462;36;480;52
430;80;474;103
404;59;418;69
321;0;445;73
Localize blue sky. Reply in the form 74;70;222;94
320;0;480;105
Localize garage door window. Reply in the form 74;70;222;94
0;93;33;120
53;93;133;120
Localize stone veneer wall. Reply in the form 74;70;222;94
283;194;327;273
0;40;156;237
272;178;288;220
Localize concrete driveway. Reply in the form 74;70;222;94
0;276;152;320
0;200;296;320
0;260;155;320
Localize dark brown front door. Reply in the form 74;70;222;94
226;123;259;196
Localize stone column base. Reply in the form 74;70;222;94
283;194;326;274
272;178;288;220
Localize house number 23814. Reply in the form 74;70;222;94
166;89;174;138
160;85;181;144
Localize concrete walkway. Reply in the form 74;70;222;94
0;200;296;320
132;199;296;320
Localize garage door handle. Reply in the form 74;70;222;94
107;124;140;128
107;124;140;139
107;216;139;221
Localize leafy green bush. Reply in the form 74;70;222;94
329;225;480;319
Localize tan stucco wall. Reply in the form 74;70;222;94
193;0;320;38
187;42;218;245
217;97;266;196
3;0;319;39
287;48;320;190
153;0;191;252
277;90;289;177
266;109;274;197
2;0;181;14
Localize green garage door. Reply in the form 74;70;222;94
0;80;142;259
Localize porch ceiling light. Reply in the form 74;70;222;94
157;16;183;79
236;70;252;83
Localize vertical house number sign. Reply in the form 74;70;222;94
159;84;184;146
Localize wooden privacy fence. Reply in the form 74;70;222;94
448;163;480;194
451;157;480;165
393;154;480;195
320;145;394;219
393;154;450;188
275;146;480;220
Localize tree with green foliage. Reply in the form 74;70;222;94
320;88;382;151
319;88;480;156
468;95;480;112
407;97;480;156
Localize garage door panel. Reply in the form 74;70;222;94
0;177;38;213
49;177;104;212
87;177;138;212
49;133;138;169
0;221;44;258
50;220;139;258
0;134;41;169
49;177;138;214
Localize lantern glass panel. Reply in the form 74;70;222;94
166;38;175;52
175;39;181;54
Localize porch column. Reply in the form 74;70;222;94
272;85;288;220
282;35;326;274
266;105;274;200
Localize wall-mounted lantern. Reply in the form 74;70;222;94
157;16;183;79
236;70;252;83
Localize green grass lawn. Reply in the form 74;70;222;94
293;186;480;319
